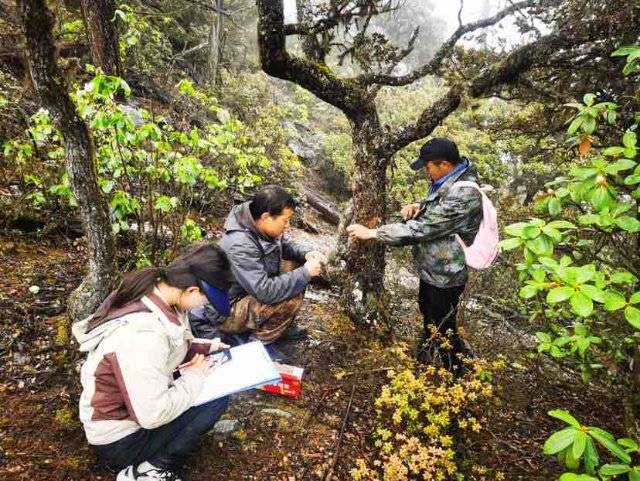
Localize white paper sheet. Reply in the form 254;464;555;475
192;341;280;406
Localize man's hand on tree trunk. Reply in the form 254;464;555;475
401;203;422;221
346;224;378;241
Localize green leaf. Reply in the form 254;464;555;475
559;474;598;481
607;157;637;174
573;430;587;459
615;216;640;233
625;306;640;329
599;464;631;476
602;146;625;156
584;436;600;475
588;427;632;463
497;237;522;250
544;427;578;455
549;409;581;428
617;438;639;451
604;290;627;311
567;116;584;135
623;131;638;148
610;271;637;285
527;235;554;257
547;220;576;230
630;469;640;481
631;292;640;304
583;93;596;106
571;291;594;317
625;174;640;185
548;197;562;216
547;286;575;304
579;285;605;303
522;225;542;239
520;285;539;299
504;222;529;237
536;331;552;344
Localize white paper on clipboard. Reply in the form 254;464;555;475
192;341;280;406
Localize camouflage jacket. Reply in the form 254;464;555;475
377;163;483;288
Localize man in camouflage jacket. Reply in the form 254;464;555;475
347;137;482;371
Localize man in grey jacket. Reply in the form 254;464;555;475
347;137;482;371
191;185;325;350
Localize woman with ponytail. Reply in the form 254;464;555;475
73;243;234;481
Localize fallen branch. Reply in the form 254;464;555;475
323;384;356;481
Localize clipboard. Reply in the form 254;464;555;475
191;341;280;406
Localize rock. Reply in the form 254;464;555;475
261;408;293;419
286;122;326;168
28;285;40;294
209;419;239;438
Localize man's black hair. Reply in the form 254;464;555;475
249;185;297;220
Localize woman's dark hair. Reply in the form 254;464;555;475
88;243;231;330
249;185;297;220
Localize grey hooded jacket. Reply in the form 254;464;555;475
376;162;483;288
190;202;311;337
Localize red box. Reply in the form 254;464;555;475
257;363;304;398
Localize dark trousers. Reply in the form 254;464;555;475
417;280;466;369
93;396;229;472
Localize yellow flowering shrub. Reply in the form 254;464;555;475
351;359;505;481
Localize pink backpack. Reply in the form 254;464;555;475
452;181;499;269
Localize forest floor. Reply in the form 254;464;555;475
0;214;626;481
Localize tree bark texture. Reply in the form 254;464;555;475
79;0;122;77
207;0;224;86
344;111;390;328
19;0;117;321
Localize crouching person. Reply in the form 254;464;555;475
190;185;325;358
73;244;233;481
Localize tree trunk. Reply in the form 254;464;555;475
342;110;390;329
20;0;117;321
207;0;224;86
79;0;122;77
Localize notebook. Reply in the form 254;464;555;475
192;341;280;406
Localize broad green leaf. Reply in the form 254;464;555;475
617;438;639;451
625;174;640;185
599;464;631;476
527;235;554;257
497;237;522;250
630;469;640;481
547;220;576;230
559;474;598;481
588;427;632;463
576;266;596;284
606;157;637;174
567;116;584;135
579;285;605;303
604;290;627;311
549;409;581;428
584;437;600;475
536;332;552;343
573;430;587;459
602;146;625;156
625;306;640;329
504;222;529;237
571;291;593;317
610;271;637;285
549;197;562;216
547;286;575;304
616;216;640;233
520;285;539;299
522;225;542;240
631;292;640;304
544;427;578;455
542;226;562;242
623;131;637;148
